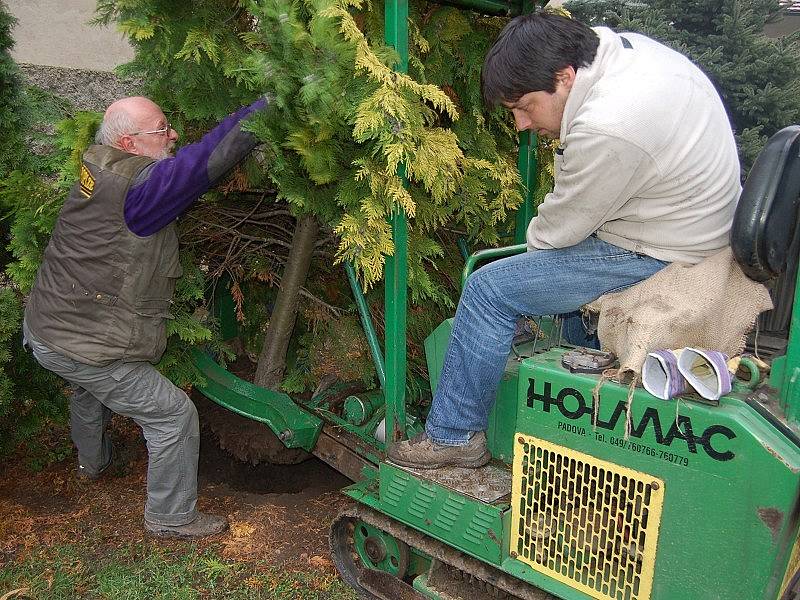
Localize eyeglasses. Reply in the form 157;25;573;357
129;123;172;137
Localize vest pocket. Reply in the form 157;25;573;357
135;298;174;320
128;303;170;363
126;229;180;362
159;261;183;279
157;237;183;278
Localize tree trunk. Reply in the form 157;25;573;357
254;213;319;390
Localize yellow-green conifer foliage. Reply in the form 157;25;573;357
239;0;523;295
96;0;523;302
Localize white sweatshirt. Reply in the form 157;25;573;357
526;27;741;264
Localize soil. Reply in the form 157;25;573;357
0;394;352;571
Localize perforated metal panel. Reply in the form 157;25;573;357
511;435;665;600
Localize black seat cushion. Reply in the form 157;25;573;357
731;125;800;282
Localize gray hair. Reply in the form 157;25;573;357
95;108;139;147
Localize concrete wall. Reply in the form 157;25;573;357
6;0;133;72
764;13;800;38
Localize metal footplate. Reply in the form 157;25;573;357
330;503;556;600
391;461;512;503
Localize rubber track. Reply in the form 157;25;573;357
331;503;556;600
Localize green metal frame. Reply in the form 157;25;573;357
383;0;410;447
514;130;538;243
461;243;527;288
346;262;386;390
775;261;800;425
441;0;522;14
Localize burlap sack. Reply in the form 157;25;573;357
584;247;774;376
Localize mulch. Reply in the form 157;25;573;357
0;410;352;572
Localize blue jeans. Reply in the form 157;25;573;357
425;237;668;445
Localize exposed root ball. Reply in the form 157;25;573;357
196;394;310;465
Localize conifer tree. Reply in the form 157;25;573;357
0;1;30;448
94;0;522;391
0;3;72;458
0;1;26;178
0;184;69;461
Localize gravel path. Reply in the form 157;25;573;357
19;63;140;112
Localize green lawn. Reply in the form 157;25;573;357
0;543;358;599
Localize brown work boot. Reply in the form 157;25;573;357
387;431;491;469
145;512;229;539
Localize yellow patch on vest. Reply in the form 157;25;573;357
79;164;95;198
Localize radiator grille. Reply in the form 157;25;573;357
511;435;664;600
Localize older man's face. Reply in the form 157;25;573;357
111;97;179;160
129;106;178;160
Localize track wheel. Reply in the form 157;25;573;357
330;512;410;599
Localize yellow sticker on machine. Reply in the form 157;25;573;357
510;434;665;600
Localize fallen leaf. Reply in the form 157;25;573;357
230;521;256;538
244;577;263;589
309;555;332;568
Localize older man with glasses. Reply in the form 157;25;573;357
23;95;267;539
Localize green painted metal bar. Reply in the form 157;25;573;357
386;0;409;73
345;262;387;390
781;259;800;424
513;130;538;244
384;205;409;444
213;274;239;341
384;0;409;443
190;348;323;450
461;243;527;289
456;237;470;262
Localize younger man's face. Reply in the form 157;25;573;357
503;66;575;139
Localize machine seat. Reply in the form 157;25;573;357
731;125;800;282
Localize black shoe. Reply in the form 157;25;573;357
145;512;229;539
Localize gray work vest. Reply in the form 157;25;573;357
25;145;183;366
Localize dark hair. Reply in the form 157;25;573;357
481;13;600;107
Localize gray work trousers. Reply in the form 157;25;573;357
23;321;199;526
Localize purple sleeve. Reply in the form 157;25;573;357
124;98;267;237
